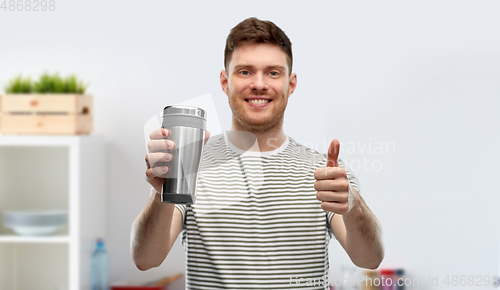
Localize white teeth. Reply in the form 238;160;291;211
248;99;270;104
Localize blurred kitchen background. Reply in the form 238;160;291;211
1;0;499;289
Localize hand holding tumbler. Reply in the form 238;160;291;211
161;105;207;204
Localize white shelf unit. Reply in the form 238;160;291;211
0;135;106;290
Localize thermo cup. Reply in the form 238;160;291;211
161;105;207;204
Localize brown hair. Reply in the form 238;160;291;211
224;17;293;75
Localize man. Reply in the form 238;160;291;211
132;17;384;289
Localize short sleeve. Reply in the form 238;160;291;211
174;204;187;229
338;158;361;194
326;211;336;240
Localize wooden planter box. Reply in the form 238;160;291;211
0;94;93;135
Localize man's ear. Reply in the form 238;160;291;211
220;70;229;96
287;73;297;97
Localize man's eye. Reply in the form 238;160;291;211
269;71;279;76
240;71;250;75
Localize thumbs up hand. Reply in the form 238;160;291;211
314;140;356;215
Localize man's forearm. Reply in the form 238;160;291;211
342;188;384;269
130;191;176;271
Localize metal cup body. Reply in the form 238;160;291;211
161;105;206;205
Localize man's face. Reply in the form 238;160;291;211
220;43;297;133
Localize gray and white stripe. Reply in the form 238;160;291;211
175;135;360;290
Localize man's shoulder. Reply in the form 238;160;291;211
199;134;234;171
284;136;328;167
202;134;230;155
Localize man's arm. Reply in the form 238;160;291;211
132;128;209;270
130;189;184;271
329;187;384;269
315;139;384;269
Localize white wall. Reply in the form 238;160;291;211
1;1;499;289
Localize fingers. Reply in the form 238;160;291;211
150;128;209;149
204;130;211;145
145;168;168;185
314;179;350;192
145;154;150;169
314;166;346;180
145;168;154;183
147;139;175;154
150;128;170;140
316;191;348;203
147;152;172;166
146;164;170;178
149;128;209;151
145;128;209;180
147;129;174;175
145;135;174;174
146;152;172;175
320;201;350;215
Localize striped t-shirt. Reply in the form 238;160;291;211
174;134;360;290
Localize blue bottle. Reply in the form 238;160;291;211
90;238;109;290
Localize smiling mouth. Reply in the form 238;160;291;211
245;99;272;104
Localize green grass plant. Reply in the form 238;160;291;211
5;72;89;94
6;75;32;93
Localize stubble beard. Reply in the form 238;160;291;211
229;96;287;134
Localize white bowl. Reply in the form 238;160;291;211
8;225;62;236
2;210;68;236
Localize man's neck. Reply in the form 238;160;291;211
229;120;286;152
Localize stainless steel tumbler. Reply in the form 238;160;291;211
161;105;207;204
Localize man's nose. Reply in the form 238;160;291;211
249;73;268;92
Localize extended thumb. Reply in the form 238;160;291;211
327;140;340;167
